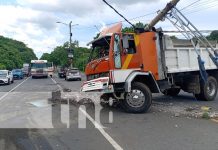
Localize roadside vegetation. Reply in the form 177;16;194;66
40;41;90;71
0;36;37;70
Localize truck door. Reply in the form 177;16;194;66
121;34;139;69
113;34;122;69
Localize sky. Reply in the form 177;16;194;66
0;0;218;58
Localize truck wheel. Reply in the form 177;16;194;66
162;88;181;96
121;82;152;113
100;94;110;107
195;76;218;101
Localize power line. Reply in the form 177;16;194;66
62;1;217;32
182;0;218;14
185;3;218;15
106;11;156;26
180;0;201;11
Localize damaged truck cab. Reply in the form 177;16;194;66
82;0;218;113
81;30;218;113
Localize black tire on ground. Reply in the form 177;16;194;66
11;79;14;83
195;76;218;101
121;82;152;113
100;94;110;107
162;88;181;96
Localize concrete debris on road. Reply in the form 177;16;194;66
153;101;218;120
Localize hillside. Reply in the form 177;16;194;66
0;36;37;70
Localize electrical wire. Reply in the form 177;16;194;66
60;0;218;32
181;0;218;14
180;0;201;11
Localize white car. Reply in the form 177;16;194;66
0;70;14;85
65;68;82;81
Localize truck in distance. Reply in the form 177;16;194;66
30;60;49;78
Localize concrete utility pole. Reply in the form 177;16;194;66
145;0;180;31
56;21;78;68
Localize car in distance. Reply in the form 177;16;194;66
58;67;66;78
0;70;14;85
65;68;82;81
12;69;24;79
22;63;30;77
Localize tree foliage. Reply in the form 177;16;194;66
122;22;147;33
40;41;90;71
206;30;218;41
0;36;37;70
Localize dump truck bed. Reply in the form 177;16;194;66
163;36;218;74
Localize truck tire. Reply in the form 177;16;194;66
162;88;181;96
195;76;218;101
121;82;152;113
100;94;110;107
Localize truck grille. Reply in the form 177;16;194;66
36;69;43;73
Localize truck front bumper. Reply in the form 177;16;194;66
31;73;48;77
81;77;114;93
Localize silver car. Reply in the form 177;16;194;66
65;68;82;81
0;70;14;85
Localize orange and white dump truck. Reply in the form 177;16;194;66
81;0;218;113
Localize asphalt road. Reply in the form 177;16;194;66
0;75;217;150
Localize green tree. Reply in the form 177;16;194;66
0;63;6;70
207;30;218;40
40;53;51;61
122;22;147;33
40;41;91;71
170;36;178;40
0;36;37;70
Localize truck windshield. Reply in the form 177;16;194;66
31;63;47;69
89;37;111;62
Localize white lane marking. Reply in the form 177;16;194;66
50;77;63;90
0;77;30;103
51;77;123;150
79;108;123;150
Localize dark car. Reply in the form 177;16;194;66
58;67;66;78
12;69;24;79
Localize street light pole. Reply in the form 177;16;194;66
56;21;78;69
69;21;73;68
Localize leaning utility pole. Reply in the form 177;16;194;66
144;0;180;31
